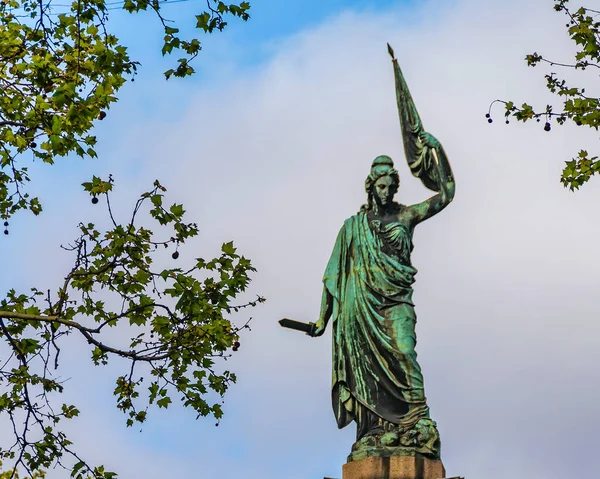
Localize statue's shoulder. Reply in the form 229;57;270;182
337;212;365;242
342;215;357;227
343;211;364;229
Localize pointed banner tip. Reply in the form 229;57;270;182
387;43;395;59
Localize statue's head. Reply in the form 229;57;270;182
364;155;400;211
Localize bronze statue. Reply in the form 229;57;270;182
281;45;455;463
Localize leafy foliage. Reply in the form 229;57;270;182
0;179;262;477
0;461;45;479
0;0;250;219
0;0;260;477
488;0;600;190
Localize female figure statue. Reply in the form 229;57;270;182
309;46;455;462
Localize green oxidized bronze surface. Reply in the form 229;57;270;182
283;45;455;463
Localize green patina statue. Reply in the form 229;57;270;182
282;45;455;463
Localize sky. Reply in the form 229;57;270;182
2;0;600;478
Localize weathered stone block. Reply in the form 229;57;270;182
342;455;445;479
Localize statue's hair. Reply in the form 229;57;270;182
361;155;400;212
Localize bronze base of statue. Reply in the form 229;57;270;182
342;455;445;479
348;417;442;463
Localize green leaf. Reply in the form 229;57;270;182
221;241;236;256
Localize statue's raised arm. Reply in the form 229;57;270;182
388;44;455;225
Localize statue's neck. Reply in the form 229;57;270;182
371;202;396;217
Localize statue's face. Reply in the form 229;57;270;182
374;175;395;207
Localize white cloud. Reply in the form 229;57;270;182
2;0;599;478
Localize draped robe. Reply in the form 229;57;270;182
323;210;429;439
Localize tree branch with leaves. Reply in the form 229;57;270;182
0;0;261;477
0;0;250;221
488;0;599;190
1;178;263;478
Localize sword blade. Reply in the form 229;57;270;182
279;318;315;335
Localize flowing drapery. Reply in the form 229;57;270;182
323;212;429;436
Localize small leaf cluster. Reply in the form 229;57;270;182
561;149;600;189
0;460;46;479
0;0;251;220
0;178;262;478
488;0;600;190
164;1;251;79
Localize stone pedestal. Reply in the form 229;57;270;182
342;455;445;479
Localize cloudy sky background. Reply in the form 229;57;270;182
2;0;600;478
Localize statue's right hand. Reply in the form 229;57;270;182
418;131;441;150
311;321;326;337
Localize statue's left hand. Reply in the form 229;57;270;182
418;131;441;150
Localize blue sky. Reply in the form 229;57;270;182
2;0;600;478
115;0;420;70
